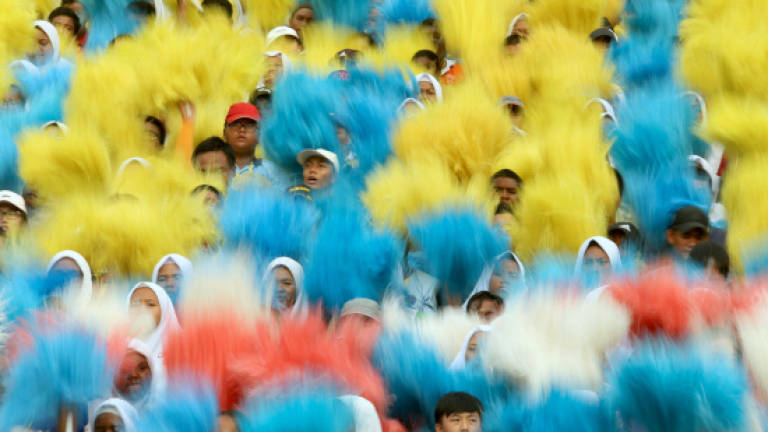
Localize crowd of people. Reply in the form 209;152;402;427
0;0;767;430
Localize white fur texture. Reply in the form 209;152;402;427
483;292;630;398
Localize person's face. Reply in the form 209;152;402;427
195;151;232;187
472;300;503;323
419;81;437;103
223;119;258;156
0;202;25;234
337;126;350;147
32;28;53;66
666;228;708;259
116;350;152;401
156;262;182;299
289;7;314;34
93;412;124;432
274;266;297;310
130;286;162;328
144;120;163;149
436;412;482;432
413;56;438;75
303;156;334;190
200;189;220;208
464;331;485;363
263;55;284;89
217;413;239;432
52;15;77;38
492;176;520;206
583;245;611;274
51;257;84;286
513;19;529;38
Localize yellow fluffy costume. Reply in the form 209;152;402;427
0;0;36;95
682;0;768;273
65;16;266;164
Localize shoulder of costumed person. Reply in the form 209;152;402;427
152;254;194;284
575;236;621;271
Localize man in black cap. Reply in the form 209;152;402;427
665;206;709;259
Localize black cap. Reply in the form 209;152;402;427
669;206;709;234
590;27;617;42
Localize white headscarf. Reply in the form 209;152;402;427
688;154;719;199
121;338;167;410
416;73;443;102
449;325;492;370
338;395;383;432
45;250;93;307
151;254;194;287
506;13;528;37
585;98;618;125
116;157;153;177
126;282;181;359
574;236;622;274
33;20;61;67
464;251;526;308
154;0;171;21
90;398;138;432
265;257;307;317
397;97;425;115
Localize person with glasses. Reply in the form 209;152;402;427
0;191;28;248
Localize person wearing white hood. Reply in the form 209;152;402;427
416;73;443;104
151;253;194;305
111;338;166;411
264;257;307;318
45;249;93;307
30;20;71;71
574;236;621;300
449;325;492;371
127;281;181;360
464;251;526;307
90;398;139;432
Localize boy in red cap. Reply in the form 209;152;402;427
223;102;285;189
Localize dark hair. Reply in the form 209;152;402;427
505;33;523;46
491;169;523;185
60;0;81;6
126;1;155;17
192;137;236;168
145;116;166;146
192;184;222;199
48;7;81;34
689;241;730;278
202;0;233;17
434;392;484;424
420;18;437;27
412;49;439;63
466;291;504;312
613;168;624;198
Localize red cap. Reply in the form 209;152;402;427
225;102;261;124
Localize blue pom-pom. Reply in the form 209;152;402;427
219;187;320;262
605;340;748;432
0;327;113;430
133;380;219;431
